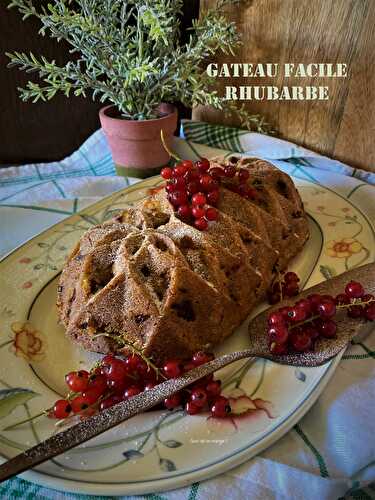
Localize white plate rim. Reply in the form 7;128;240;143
0;170;372;495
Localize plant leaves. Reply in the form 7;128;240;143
294;369;306;382
122;449;144;460
162;439;182;448
320;265;336;280
159;458;176;471
0;388;39;419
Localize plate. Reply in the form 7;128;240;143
0;172;373;496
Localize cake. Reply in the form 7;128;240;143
57;157;309;362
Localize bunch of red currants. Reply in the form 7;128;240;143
160;158;256;231
267;280;375;355
51;351;231;422
267;271;300;305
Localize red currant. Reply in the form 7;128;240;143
177;204;192;220
284;271;300;283
290;331;312;352
173;176;187;189
65;370;89;393
210;396;231;418
173;164;189;177
199;174;215;192
194;217;208;231
99;395;122;411
307;294;322;312
362;294;374;303
269;342;288;355
268;312;285;326
106;358;128;382
190;388;207;408
124;354;141;373
210;167;224;179
282;282;299;297
161;167;173;179
318;319;337;338
71;395;92;414
364;303;375;321
165;182;177;193
224;166;236;178
191;192;207;206
295;299;312;317
144;382;156;391
303;325;319;340
288;306;306;322
164;393;182;409
187;181;199;195
195;158;210;173
279;306;293;321
185;401;201;415
192;351;214;366
206;380;221;398
335;293;350;305
317;300;336;319
268;324;289;344
345;281;364;299
185;169;200;182
205;207;218;221
123;385;142;399
347;305;364;318
169;190;188;207
206;190;219;206
181;160;194;170
192;206;205;219
238;168;250;182
53;399;72;419
163;360;182;379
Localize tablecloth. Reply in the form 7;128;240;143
0;120;374;500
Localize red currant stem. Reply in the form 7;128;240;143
289;298;375;330
289;314;320;330
277;268;283;301
160;129;181;162
93;333;167;380
336;298;374;309
3;410;49;431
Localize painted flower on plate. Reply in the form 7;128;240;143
326;238;363;259
10;321;46;362
207;388;276;434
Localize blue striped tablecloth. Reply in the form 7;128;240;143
0;121;374;500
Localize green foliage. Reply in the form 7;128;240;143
6;0;271;131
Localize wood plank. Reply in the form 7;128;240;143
194;0;374;172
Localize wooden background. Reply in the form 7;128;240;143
0;0;199;164
195;0;375;172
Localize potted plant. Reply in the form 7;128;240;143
6;0;268;177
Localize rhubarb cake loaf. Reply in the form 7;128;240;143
57;157;309;362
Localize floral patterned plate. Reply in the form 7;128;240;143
0;173;373;496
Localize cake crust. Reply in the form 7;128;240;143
57;158;309;362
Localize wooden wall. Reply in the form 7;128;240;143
0;0;199;164
195;0;375;172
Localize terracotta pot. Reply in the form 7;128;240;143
99;103;178;178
